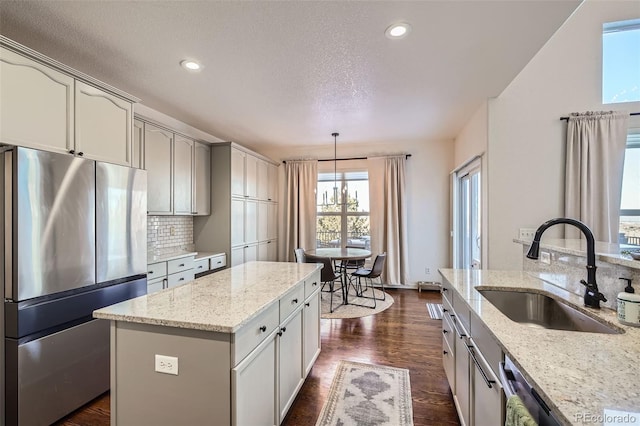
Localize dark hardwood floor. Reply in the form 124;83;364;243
56;288;459;426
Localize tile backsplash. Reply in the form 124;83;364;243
147;216;194;250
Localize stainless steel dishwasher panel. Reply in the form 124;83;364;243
10;147;96;301
5;318;110;426
96;162;147;283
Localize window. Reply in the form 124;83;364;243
620;129;640;245
316;171;370;249
603;19;640;104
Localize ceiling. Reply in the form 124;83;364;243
0;1;582;151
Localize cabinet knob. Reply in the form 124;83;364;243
149;271;153;274
305;302;310;307
292;298;298;304
259;325;267;333
179;277;184;281
442;329;448;334
78;152;84;156
443;350;448;355
69;149;75;155
281;326;287;333
443;308;449;313
179;263;185;267
442;288;448;292
312;282;317;286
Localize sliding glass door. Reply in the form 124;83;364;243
454;160;481;269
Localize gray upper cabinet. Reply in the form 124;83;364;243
144;123;173;215
194;142;211;216
173;134;194;215
0;42;135;167
132;119;144;169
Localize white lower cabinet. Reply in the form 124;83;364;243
232;332;278;426
303;291;321;376
147;255;195;293
278;309;304;421
443;282;504;426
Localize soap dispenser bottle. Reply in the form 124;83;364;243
617;278;640;327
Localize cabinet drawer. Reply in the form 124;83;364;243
280;284;305;323
442;293;453;318
147;262;167;278
209;254;226;270
304;271;321;299
233;303;279;366
147;277;165;294
442;334;455;394
442;311;456;352
441;279;454;306
470;312;503;376
166;269;195;288
167;256;194;274
193;258;209;274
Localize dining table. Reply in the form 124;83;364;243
304;247;371;305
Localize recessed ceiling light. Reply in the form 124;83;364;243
385;23;411;39
180;60;202;71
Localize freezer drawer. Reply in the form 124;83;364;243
5;319;110;426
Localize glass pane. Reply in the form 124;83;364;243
603;20;640;104
620;146;640;245
345;180;369;212
317;215;341;248
346;216;370;249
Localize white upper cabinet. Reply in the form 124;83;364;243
267;164;278;202
245;154;259;199
75;81;132;166
145;123;173;214
193;142;211;216
0;46;74;153
132;119;144;169
173;134;194;215
257;160;269;201
231;148;246;197
0;43;135;167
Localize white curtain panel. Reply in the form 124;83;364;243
283;160;318;261
368;156;409;285
565;111;629;242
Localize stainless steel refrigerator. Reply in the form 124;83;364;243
1;147;147;425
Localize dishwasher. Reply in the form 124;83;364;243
499;355;562;426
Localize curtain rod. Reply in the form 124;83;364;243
282;154;411;164
560;112;640;121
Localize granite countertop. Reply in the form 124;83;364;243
94;261;321;333
439;269;640;426
514;238;640;270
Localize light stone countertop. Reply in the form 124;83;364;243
94;261;322;333
439;268;640;426
514;238;640;270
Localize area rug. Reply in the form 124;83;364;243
315;360;414;426
426;303;443;320
321;288;394;319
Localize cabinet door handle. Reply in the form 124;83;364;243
259;325;267;333
179;263;185;267
149;271;154;274
442;308;449;313
451;317;467;338
179;277;184;281
466;344;496;389
442;288;448;292
163;278;168;289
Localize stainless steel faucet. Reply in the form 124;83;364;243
526;218;607;309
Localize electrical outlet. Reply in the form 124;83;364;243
425;267;430;275
519;228;536;240
155;354;178;375
169;226;176;236
540;251;551;265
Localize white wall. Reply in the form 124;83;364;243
260;138;454;285
454;101;488;167
477;0;640;270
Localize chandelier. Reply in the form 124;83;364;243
318;132;358;208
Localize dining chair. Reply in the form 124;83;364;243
306;253;343;313
350;252;387;308
294;248;306;263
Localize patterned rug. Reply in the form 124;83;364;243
321;288;394;319
315;360;414;426
426;303;443;320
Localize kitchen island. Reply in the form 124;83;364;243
439;269;640;426
94;261;322;426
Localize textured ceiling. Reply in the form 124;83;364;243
0;1;582;151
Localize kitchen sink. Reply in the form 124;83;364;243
477;289;623;334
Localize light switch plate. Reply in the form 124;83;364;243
155;354;178;375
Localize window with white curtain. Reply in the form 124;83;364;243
316;171;370;249
620;129;640;245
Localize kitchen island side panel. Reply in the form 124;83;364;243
111;321;231;426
